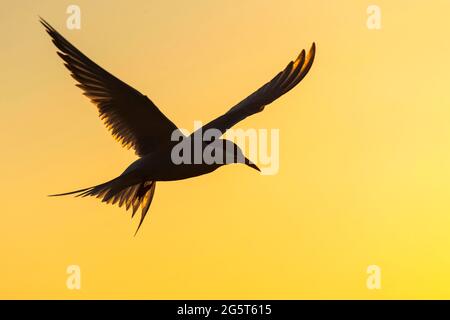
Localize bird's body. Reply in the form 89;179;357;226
122;141;223;182
40;17;315;233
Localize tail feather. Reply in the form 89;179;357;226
118;186;132;207
48;186;94;197
49;178;156;234
135;182;156;235
125;185;139;210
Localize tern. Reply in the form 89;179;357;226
41;18;316;233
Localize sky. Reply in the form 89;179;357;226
2;0;450;299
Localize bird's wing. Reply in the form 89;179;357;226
201;43;315;135
40;18;178;156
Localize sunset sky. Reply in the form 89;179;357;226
2;0;450;299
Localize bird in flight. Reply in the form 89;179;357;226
41;18;316;234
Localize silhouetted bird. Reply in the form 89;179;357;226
41;18;316;233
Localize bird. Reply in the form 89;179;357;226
41;17;316;234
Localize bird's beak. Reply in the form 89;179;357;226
245;159;261;172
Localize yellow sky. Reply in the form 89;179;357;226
2;0;450;299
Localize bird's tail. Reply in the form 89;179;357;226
49;176;156;235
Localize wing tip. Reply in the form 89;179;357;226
310;42;316;57
39;16;52;31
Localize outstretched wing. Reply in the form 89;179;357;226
40;18;178;156
201;43;315;135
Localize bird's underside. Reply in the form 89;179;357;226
41;17;316;234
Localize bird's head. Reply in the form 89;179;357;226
213;139;260;172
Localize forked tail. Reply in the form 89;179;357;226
49;177;156;235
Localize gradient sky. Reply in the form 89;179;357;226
2;0;450;299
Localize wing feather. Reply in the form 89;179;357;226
201;43;315;135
